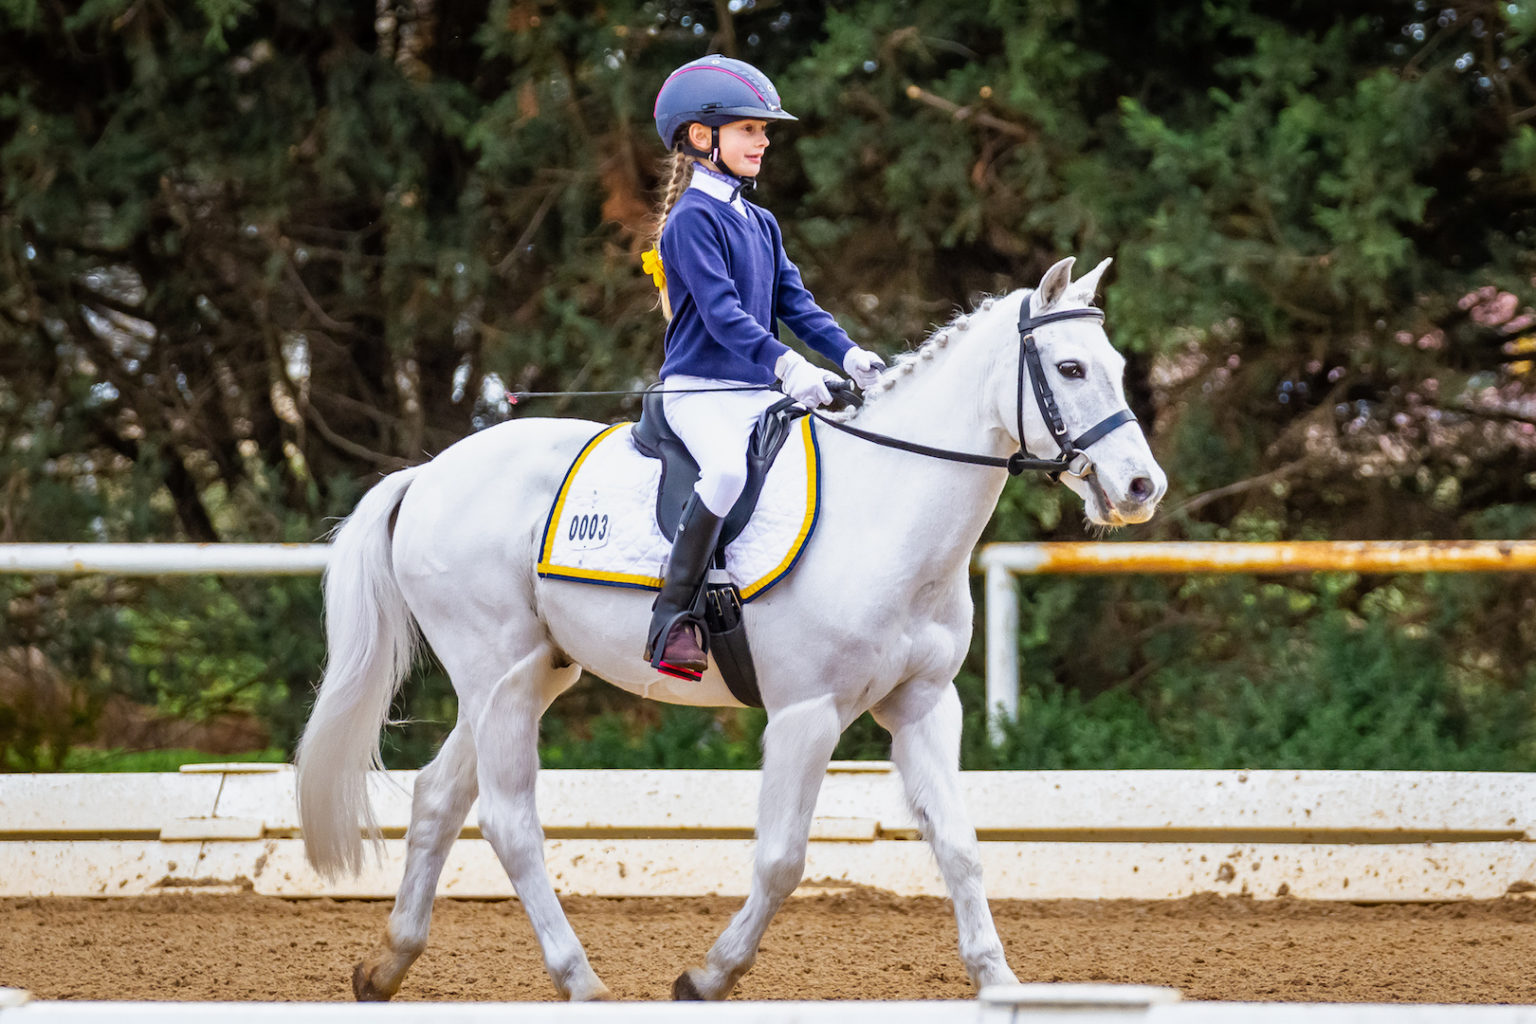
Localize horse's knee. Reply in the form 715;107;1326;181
756;843;807;896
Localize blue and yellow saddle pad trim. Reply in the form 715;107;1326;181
535;418;821;602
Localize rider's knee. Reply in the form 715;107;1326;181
699;462;749;512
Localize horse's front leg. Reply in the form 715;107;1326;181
674;694;843;1001
873;679;1017;990
470;650;611;1001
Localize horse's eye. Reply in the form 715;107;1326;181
1056;360;1085;380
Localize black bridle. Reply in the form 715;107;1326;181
812;302;1138;481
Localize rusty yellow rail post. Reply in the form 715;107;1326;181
975;540;1536;743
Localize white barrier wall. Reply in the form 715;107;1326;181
2;765;1533;901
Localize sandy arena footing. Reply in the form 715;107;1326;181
2;891;1534;1003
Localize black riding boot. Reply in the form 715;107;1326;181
645;492;725;679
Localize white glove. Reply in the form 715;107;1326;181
775;350;840;409
842;347;887;390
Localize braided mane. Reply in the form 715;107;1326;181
839;294;1007;421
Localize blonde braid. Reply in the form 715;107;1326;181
644;149;694;321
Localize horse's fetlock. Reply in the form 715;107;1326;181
958;939;1012;984
959;936;1005;964
966;953;1018;990
386;925;428;959
549;958;610;1002
706;942;755;976
545;949;591;987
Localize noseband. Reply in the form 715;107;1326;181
1012;305;1138;480
811;301;1139;481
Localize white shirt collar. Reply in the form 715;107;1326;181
688;167;748;217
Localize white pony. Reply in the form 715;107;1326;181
295;256;1166;1002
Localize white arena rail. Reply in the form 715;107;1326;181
7;540;1535;744
0;543;329;575
2;765;1533;902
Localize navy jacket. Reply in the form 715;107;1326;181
659;190;853;383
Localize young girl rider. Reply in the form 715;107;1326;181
643;55;886;679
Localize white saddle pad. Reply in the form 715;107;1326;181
536;419;820;602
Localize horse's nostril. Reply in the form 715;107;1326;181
1128;476;1154;502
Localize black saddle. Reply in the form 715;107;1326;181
631;386;804;546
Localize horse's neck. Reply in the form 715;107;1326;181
821;327;1013;578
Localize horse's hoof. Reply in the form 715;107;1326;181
352;962;392;1002
672;970;706;1001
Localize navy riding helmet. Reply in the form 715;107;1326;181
653;56;798;154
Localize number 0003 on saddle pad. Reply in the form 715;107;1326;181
536;419;820;601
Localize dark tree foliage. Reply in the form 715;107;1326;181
3;0;1536;769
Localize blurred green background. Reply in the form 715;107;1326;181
3;0;1536;772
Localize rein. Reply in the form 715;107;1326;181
511;302;1137;482
813;304;1137;480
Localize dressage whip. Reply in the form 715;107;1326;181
506;385;773;404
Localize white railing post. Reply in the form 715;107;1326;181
984;560;1019;745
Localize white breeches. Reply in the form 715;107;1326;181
662;376;783;518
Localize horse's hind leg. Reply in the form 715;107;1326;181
352;723;478;1001
873;679;1017;989
673;695;843;1001
468;645;610;1001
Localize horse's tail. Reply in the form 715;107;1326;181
295;465;423;879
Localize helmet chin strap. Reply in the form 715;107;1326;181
679;126;757;201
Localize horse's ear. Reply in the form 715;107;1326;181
1030;257;1076;316
1069;257;1113;304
